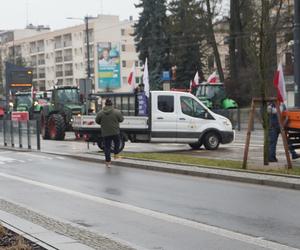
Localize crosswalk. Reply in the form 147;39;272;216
0;151;64;166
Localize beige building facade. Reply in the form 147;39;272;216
0;15;142;93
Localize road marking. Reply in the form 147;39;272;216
0;172;297;250
0;156;15;164
16;152;53;160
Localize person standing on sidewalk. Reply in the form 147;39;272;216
268;102;299;162
95;99;124;167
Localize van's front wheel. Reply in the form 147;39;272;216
203;132;220;150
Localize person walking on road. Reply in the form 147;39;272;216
95;99;124;167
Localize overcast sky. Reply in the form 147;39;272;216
0;0;140;31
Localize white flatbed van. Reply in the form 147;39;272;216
72;91;234;152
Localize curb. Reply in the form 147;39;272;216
46;151;300;191
2;146;300;191
0;210;93;250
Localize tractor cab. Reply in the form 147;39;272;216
195;82;238;109
14;92;33;112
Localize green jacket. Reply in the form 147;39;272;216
95;106;124;137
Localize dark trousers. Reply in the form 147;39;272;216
104;134;120;162
269;127;280;160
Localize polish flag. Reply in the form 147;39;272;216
127;64;135;88
31;86;36;99
192;71;199;87
207;71;218;83
273;64;286;103
143;58;150;97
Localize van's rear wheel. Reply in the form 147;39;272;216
203;132;220;150
189;142;202;150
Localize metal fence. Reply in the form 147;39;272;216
0;120;41;150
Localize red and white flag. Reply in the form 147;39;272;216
207;71;218;83
143;58;150;97
192;71;199;87
127;64;136;89
273;64;286;103
31;86;35;99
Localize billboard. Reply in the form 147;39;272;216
97;42;121;89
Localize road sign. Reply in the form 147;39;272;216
11;111;29;121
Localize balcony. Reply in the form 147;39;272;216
65;70;73;76
38;73;45;78
64;55;73;62
37;47;45;52
30;48;37;54
56;71;63;77
55;57;63;63
63;41;72;47
38;59;45;65
54;43;62;49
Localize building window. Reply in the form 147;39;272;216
135;61;139;67
122;61;127;67
121;29;125;36
122;44;126;52
135;77;140;84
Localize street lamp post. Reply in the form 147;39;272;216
67;16;94;114
85;16;91;79
294;0;300;107
67;16;92;80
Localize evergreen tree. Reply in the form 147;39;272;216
133;0;170;90
168;0;205;88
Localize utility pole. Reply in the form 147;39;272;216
85;16;91;79
294;0;300;107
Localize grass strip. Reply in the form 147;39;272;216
120;152;300;176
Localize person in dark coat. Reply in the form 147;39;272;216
268;103;299;162
95;99;124;167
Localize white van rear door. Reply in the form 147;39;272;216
151;93;177;142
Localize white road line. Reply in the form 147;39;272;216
0;156;15;162
16;152;53;160
0;172;297;250
55;156;65;160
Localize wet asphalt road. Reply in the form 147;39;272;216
0;150;299;250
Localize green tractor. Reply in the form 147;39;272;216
195;83;238;109
40;86;84;140
13;91;46;119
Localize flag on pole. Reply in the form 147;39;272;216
31;85;35;99
192;71;199;87
127;64;136;89
189;80;194;92
207;71;218;83
273;63;286;103
143;58;149;97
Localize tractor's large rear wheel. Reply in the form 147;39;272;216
41;112;50;139
48;114;66;140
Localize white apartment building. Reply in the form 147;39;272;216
0;15;142;93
